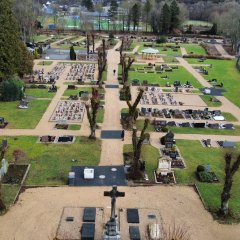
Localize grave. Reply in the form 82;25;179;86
81;223;95;240
105;84;119;88
101;130;123;139
69;166;127;186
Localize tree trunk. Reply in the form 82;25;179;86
89;124;96;139
220;200;229;216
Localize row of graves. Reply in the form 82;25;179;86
56;186;164;240
155;132;185;184
132;64;179;75
141;87;182;106
39;135;75;144
65;63;96;84
50;100;85;123
29;63;66;84
201;138;236;149
153;120;234;132
140;107;227;121
77;53;98;61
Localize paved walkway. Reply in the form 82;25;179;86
100;41;126;166
214;44;235;59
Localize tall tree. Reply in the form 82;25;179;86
218;7;240;52
95;3;103;31
219;153;240;217
131;3;141;31
131;119;149;179
170;0;180;31
82;0;94;12
0;0;33;80
97;39;107;87
126;88;144;129
85;88;100;139
144;0;152;32
121;54;134;85
161;3;171;33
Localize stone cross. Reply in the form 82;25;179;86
104;185;125;222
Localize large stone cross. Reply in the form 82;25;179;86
104;185;125;222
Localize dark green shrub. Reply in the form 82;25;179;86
156;36;167;44
0;78;24;101
198;171;214;182
70;46;76;60
161;127;168;132
197;165;205;172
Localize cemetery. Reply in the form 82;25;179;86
1;1;240;237
50;101;85;123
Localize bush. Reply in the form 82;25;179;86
161;126;169;132
0;78;24;101
156;36;167;44
197;165;205;172
109;32;114;40
69;46;76;60
198;171;214;182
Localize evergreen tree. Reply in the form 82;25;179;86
170;0;180;31
0;78;24;102
144;0;152;32
70;46;76;60
161;3;171;33
210;23;218;35
18;42;34;78
0;0;33;79
132;3;141;31
82;0;94;12
108;0;118;18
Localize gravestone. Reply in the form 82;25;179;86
103;186;125;240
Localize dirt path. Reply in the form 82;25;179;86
176;57;212;88
180;47;187;56
0;186;239;240
214;44;235;59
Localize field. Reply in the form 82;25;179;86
0;136;101;185
126;65;203;88
25;88;56;98
0;100;50;129
181;44;206;55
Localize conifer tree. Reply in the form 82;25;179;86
170;0;180;31
0;0;33;79
161;3;171;33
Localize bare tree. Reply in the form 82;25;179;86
219;152;240;217
97;39;107;87
86;34;90;57
85;88;100;139
91;33;95;53
126;88;144;129
131;119;149;179
218;7;240;52
121;54;134;85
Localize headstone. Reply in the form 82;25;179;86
103;186;125;240
81;223;95;240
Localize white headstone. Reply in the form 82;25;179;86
2;158;8;174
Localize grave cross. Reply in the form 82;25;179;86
104;185;125;222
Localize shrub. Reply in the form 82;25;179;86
0;78;24;101
198;171;214;182
156;36;167;44
69;46;76;60
197;165;205;172
161;126;169;132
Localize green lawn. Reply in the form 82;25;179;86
176;140;240;219
181;44;206;55
126;65;203;88
25;88;56;98
1;185;20;209
138;42;181;56
68;124;81;130
0;136;101;185
0;100;50;129
136;120;240;136
37;61;53;66
97;108;104;123
200;95;222;107
33;34;52;43
222;112;238;122
123;144;160;181
187;59;240;107
63;87;104;97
